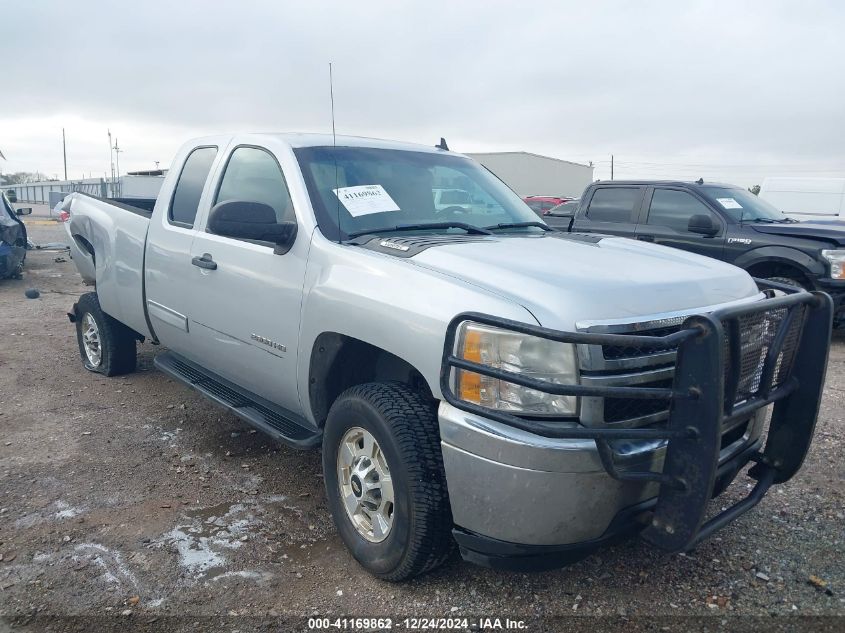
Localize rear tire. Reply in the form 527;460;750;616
74;292;137;376
322;382;454;581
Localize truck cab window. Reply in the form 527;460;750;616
647;189;716;232
169;146;218;227
215;147;294;223
586;187;640;223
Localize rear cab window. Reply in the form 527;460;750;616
169;146;218;227
585;187;642;223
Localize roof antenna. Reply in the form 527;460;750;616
436;137;449;151
329;62;341;244
696;177;704;185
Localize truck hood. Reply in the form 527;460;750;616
749;221;845;246
410;233;760;329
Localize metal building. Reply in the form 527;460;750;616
466;151;594;198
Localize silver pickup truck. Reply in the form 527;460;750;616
62;133;833;581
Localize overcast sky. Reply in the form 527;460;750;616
1;0;843;186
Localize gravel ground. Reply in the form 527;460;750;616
1;215;843;631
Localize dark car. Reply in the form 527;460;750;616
553;181;845;326
0;192;31;279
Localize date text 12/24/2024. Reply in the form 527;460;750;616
307;617;528;630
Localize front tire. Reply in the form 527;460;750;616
322;382;454;581
74;292;137;376
765;276;807;291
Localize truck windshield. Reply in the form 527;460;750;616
294;146;543;241
701;187;789;223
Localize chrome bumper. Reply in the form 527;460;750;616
439;401;766;546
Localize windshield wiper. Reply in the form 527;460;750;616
346;222;493;240
483;221;550;231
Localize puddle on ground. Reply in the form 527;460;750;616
158;501;264;581
154;493;333;584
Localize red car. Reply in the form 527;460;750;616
523;195;573;215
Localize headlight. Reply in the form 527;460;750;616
822;249;845;280
454;321;578;416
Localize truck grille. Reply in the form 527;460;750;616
600;323;685;361
577;301;807;429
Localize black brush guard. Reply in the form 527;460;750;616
439;283;833;552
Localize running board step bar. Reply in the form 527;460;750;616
154;352;321;449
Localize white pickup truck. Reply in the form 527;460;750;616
62;133;833;580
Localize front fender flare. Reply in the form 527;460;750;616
732;246;824;279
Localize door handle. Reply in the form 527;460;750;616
191;253;217;270
637;235;655;242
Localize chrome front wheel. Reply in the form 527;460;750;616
323;382;453;580
336;426;394;543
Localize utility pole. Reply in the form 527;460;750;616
108;129;115;195
610;154;614;181
62;128;68;180
113;138;122;179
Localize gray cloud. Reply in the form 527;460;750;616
1;0;844;185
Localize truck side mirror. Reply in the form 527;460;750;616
207;200;298;254
16;207;33;216
688;214;719;236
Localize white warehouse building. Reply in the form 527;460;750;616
466;151;594;198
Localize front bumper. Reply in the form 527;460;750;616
451;439;763;571
439;283;833;568
440;402;766;566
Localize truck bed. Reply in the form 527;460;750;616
64;192;153;339
109;197;157;215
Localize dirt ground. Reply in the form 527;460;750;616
1;213;844;631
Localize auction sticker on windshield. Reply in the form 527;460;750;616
334;184;400;217
716;197;743;210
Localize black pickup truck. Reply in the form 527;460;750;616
545;180;845;326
